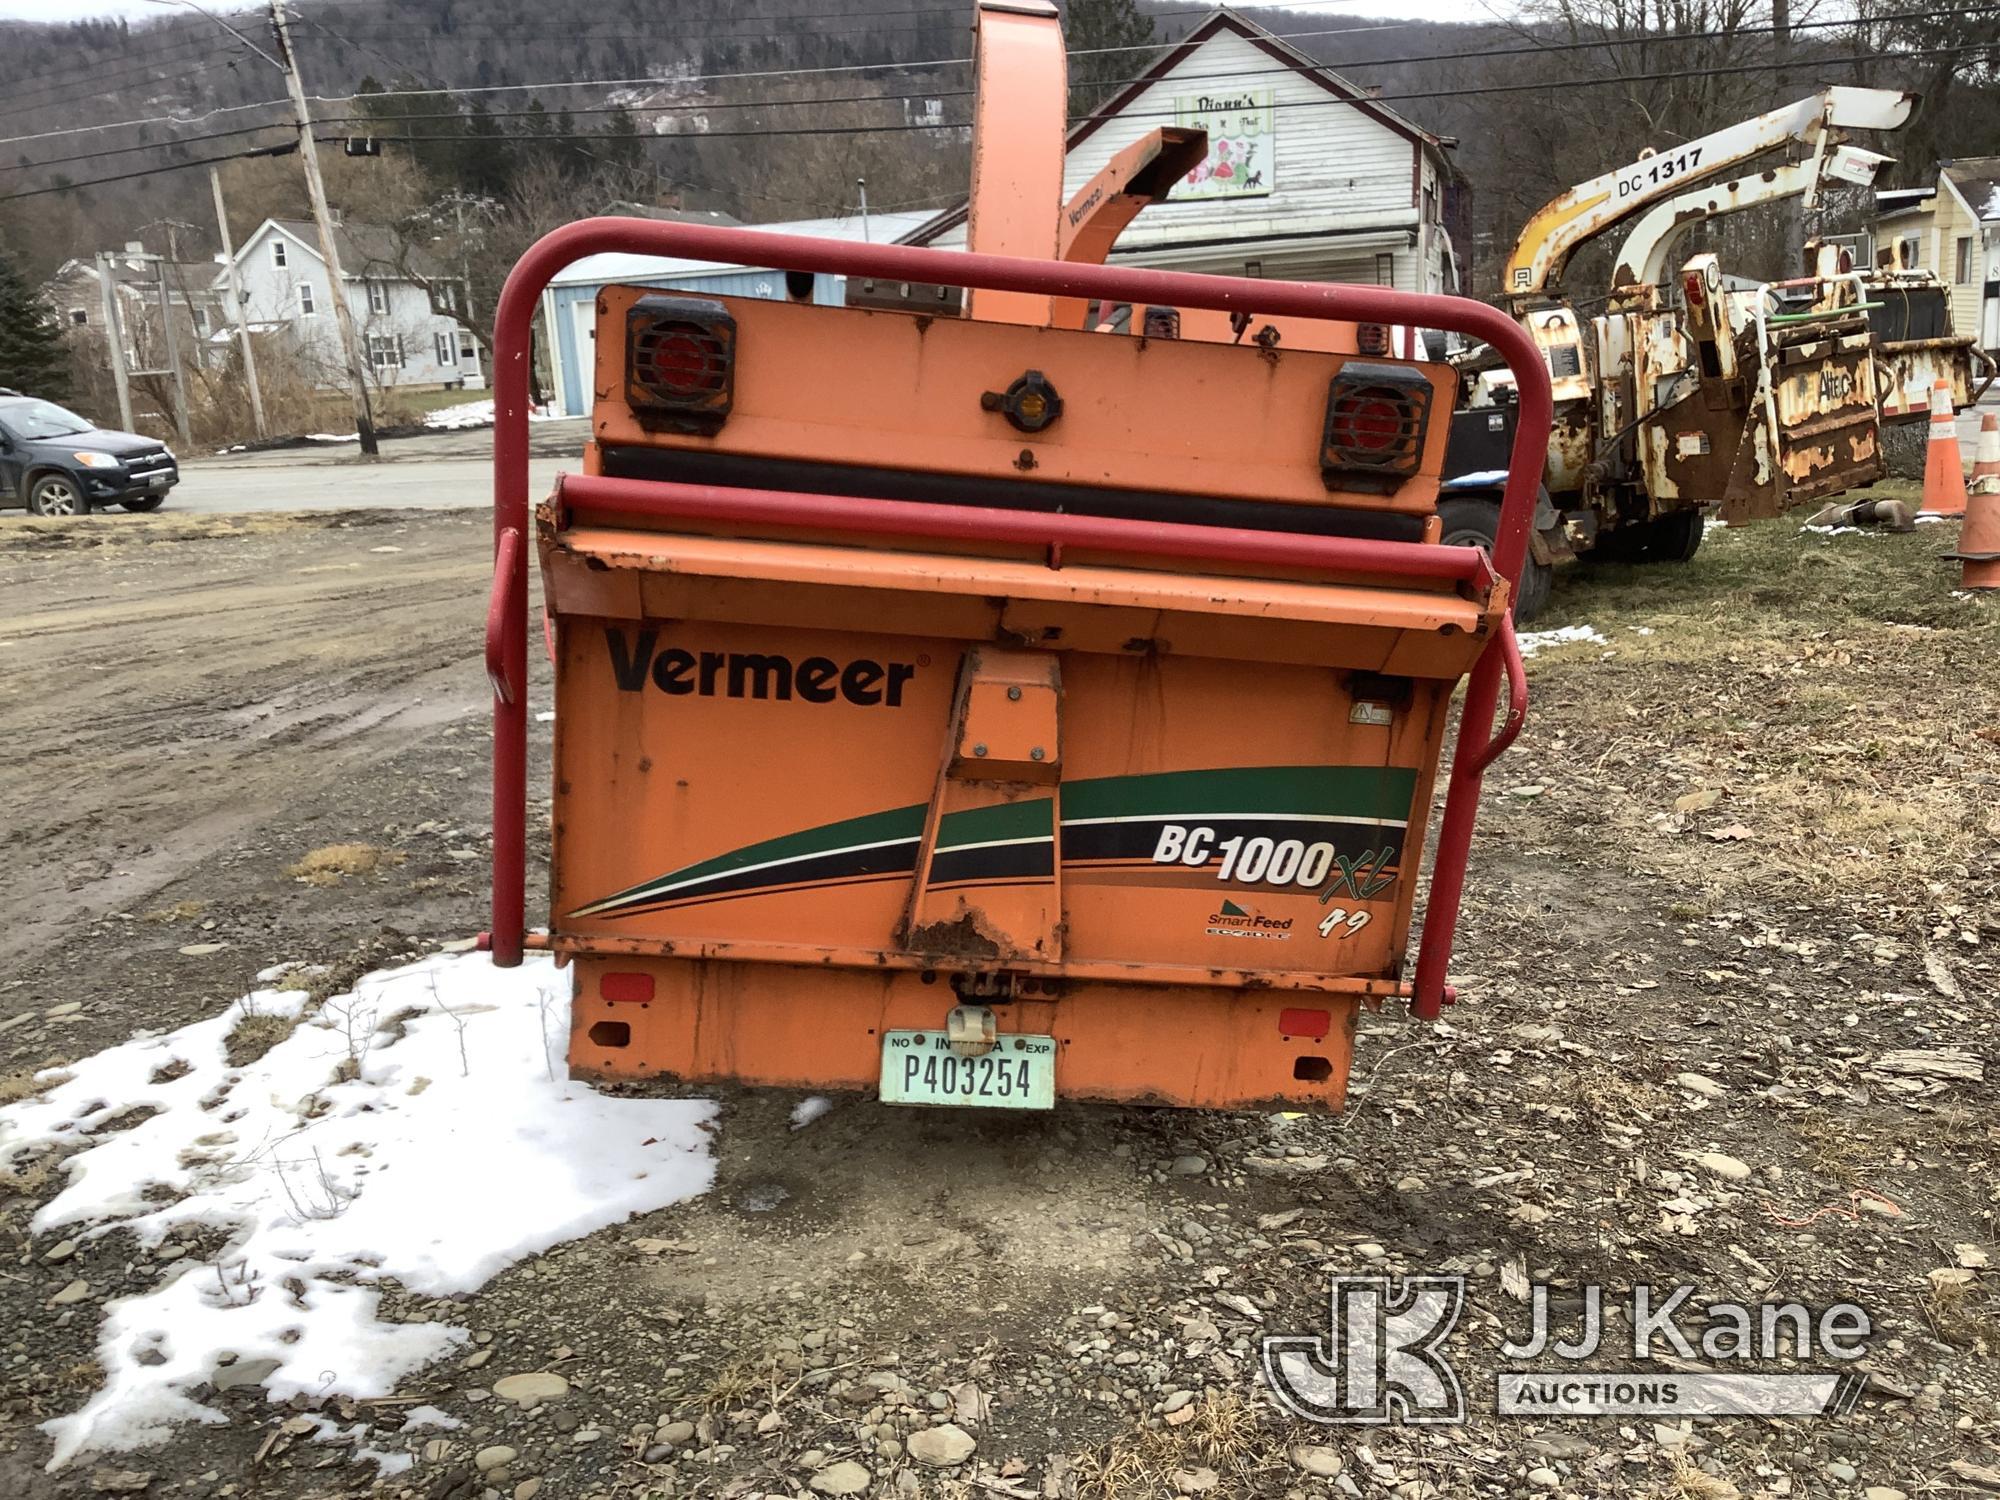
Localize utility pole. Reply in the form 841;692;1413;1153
268;0;378;455
1773;0;1803;275
210;166;268;438
857;176;871;242
150;254;194;448
94;253;136;434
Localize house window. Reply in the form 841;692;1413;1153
1899;235;1921;269
1243;260;1263;278
434;331;456;366
440;282;458;312
1375;253;1395;287
272;240;287;269
368;334;403;372
298;282;316;317
367;280;389;315
1956;235;1974;284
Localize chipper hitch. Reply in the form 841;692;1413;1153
485;221;1551;1111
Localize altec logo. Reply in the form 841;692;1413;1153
605;627;918;707
1206;898;1293;940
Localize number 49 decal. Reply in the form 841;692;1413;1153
1318;907;1372;940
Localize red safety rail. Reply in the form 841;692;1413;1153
486;219;1553;1023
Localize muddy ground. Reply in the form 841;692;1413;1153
0;505;1994;1500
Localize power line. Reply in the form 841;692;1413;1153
0;122;292;174
297;1;1996;109
0;139;296;203
2;19;1991;196
0;97;294;152
317;41;2000;145
13;0;1968;155
0;39;244;123
296;6;1997;133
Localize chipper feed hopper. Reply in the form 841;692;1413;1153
481;2;1551;1113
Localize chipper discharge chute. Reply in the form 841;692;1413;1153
483;220;1551;1113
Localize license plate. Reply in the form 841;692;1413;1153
148;475;170;487
879;1030;1056;1109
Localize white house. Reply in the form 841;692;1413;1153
49;246;229;368
900;7;1467;295
1875;159;2000;351
218;218;484;392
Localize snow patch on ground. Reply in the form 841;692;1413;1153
790;1095;835;1131
1516;624;1608;657
422;399;564;430
0;954;715;1470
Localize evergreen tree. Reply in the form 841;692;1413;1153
598;106;646;173
1063;0;1155;123
0;245;69;400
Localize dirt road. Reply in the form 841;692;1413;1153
0;507;1995;1500
162;420;586;516
0;511;531;1022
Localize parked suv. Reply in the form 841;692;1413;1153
0;394;178;515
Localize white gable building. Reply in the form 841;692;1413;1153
902;7;1466;296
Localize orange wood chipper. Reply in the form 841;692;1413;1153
482;0;1552;1111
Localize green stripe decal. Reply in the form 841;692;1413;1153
1062;766;1416;823
570;765;1417;919
934;798;1054;849
572;802;926;916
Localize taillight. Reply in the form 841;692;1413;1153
1141;306;1181;339
1356;322;1391;356
1320;361;1432;492
626;293;734;435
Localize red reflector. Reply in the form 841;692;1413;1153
1279;1007;1332;1038
1320;363;1431;487
601;972;655;1004
644;324;726;396
1333;394;1405;451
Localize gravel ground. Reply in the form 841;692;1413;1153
0;503;1994;1500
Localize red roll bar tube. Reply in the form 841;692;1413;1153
554;475;1497;589
488;219;1552;1023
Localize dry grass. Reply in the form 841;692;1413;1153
1524;498;2000;913
226;1012;299;1068
142;899;209;924
1792;1112;1874;1188
1667;1449;1743;1499
284;843;406;887
0;1156;57;1198
1923;1266;1995;1350
1069;1392;1275;1499
0;1063;70;1106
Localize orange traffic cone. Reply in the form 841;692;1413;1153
1946;413;2000;591
1920;379;1968;518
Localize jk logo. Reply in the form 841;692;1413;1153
1261;1276;1466;1425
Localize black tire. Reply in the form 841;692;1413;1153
1437;495;1553;623
1647;508;1704;563
119;495;166;513
1591;509;1704;564
27;472;88;517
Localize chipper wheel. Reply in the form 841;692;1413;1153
1439;494;1552;622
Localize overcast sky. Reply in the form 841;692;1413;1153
0;0;1497;21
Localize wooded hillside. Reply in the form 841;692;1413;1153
0;0;1994;297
